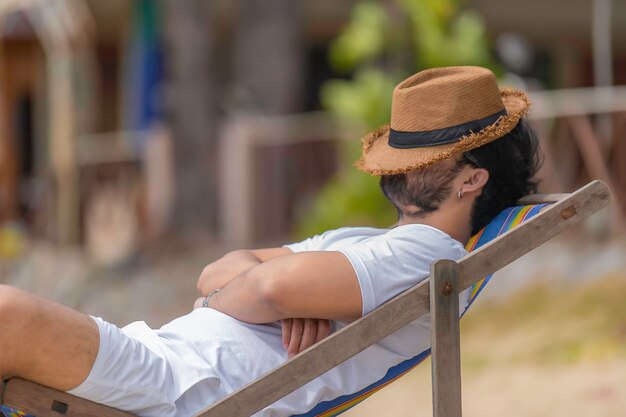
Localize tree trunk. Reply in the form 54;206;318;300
164;0;217;235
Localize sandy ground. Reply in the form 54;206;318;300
343;359;626;417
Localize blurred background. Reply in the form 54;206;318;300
0;0;624;415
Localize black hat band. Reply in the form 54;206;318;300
388;109;507;149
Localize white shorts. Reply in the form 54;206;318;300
68;317;224;417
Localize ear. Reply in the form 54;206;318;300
460;167;489;196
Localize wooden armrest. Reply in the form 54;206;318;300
517;193;569;204
2;378;136;417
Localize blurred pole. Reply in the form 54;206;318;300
0;17;10;227
592;0;613;149
225;0;304;243
33;1;83;244
233;0;304;114
49;50;80;244
164;0;217;236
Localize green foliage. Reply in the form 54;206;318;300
328;2;390;72
296;168;397;238
296;0;498;239
320;68;396;130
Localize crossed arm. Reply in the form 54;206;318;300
195;248;363;356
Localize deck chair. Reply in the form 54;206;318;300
0;180;612;417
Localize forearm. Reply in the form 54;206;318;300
206;251;362;324
208;267;285;323
197;247;292;296
197;250;262;294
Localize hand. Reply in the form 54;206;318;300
197;248;291;297
281;318;331;358
197;250;267;296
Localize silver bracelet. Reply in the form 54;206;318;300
202;288;221;308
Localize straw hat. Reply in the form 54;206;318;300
357;66;530;175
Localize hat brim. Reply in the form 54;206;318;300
356;89;530;175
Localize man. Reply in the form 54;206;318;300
0;66;539;416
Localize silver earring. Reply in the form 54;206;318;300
457;189;464;199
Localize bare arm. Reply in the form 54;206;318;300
197;247;292;296
207;251;362;323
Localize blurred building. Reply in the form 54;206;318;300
469;0;626;88
0;0;624;263
0;0;354;261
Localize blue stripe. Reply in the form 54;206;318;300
463;205;546;310
293;350;432;417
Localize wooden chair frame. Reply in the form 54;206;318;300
0;180;612;417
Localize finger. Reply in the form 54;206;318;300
288;319;304;358
281;319;292;350
193;297;205;309
314;319;331;344
297;318;318;354
197;265;211;294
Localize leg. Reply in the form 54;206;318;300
0;284;98;391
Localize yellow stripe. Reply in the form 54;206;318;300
468;206;533;301
465;229;483;251
512;205;533;226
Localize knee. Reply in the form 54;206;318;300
0;285;34;378
0;285;33;328
0;284;36;379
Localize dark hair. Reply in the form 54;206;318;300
380;160;466;218
380;119;541;234
463;119;541;234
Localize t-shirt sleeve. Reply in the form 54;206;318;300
338;225;467;316
283;228;347;253
283;229;334;253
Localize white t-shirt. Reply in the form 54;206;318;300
286;225;468;316
197;224;466;416
75;224;468;417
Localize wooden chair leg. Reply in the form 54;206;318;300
430;260;462;417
